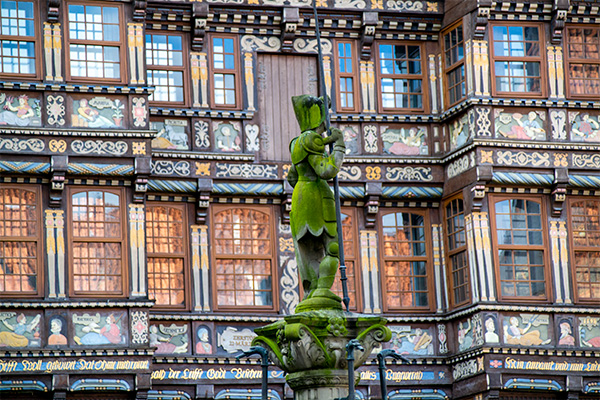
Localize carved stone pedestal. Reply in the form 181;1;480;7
287;369;354;400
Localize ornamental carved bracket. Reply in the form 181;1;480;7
473;0;492;40
50;155;67;208
281;8;300;53
551;168;568;217
47;0;61;23
192;2;209;51
196;178;213;225
134;157;151;203
282;179;294;224
133;0;148;21
551;0;570;44
364;182;382;228
360;12;378;60
471;165;492;211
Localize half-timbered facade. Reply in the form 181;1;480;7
1;0;599;399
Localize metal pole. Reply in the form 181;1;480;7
346;339;364;400
376;350;410;400
236;346;270;400
311;0;350;312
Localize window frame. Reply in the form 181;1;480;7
442;20;466;108
567;197;600;304
0;0;41;80
378;208;435;313
331;207;362;312
146;202;191;310
67;187;128;298
375;41;428;114
210;204;278;312
443;195;471;308
64;1;127;84
564;24;600;100
488;194;551;302
0;184;43;298
145;30;189;107
489;22;547;98
208;34;242;110
333;40;360;113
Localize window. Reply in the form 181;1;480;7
67;3;123;82
146;33;186;104
69;188;126;296
334;41;358;112
211;36;239;108
212;206;276;310
380;210;432;311
445;197;470;307
377;43;425;112
331;209;360;311
490;24;545;96
565;27;600;98
0;185;41;296
0;0;37;77
146;204;188;308
490;196;548;300
568;199;600;302
443;23;465;107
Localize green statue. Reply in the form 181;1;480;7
287;95;346;312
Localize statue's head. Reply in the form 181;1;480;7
292;95;327;132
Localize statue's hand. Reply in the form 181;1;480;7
329;128;344;145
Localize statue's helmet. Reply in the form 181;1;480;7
292;95;327;132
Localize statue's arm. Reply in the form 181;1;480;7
308;128;346;180
287;164;299;187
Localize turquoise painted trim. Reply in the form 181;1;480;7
339;186;365;199
492;172;554;186
70;379;131;392
148;390;192;400
68;163;134;176
0;161;51;174
382;186;443;199
0;380;47;392
569;175;600;188
504;378;562;391
213;183;283;196
148;180;198;193
215;388;282;400
584;382;600;394
389;388;448;400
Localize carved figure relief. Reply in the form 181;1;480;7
0;93;41;126
151;119;189;150
382;126;427;155
47;316;68;346
557;319;575;347
449;114;469;150
495;110;546;141
457;318;474;352
150;323;189;354
503;314;551;346
73;312;126;346
0;312;41;347
579;316;600;348
72;97;125;129
569;112;600;142
339;125;360;155
388;326;434;355
214;121;242;152
195;324;213;355
484;315;500;344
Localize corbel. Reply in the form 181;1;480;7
360;12;378;60
364;182;382;229
281;179;294;224
473;0;492;40
551;167;568;217
192;2;209;51
132;0;148;22
47;0;61;23
471;165;492;211
49;155;67;208
550;0;570;44
133;157;151;203
281;8;299;53
196;178;213;225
